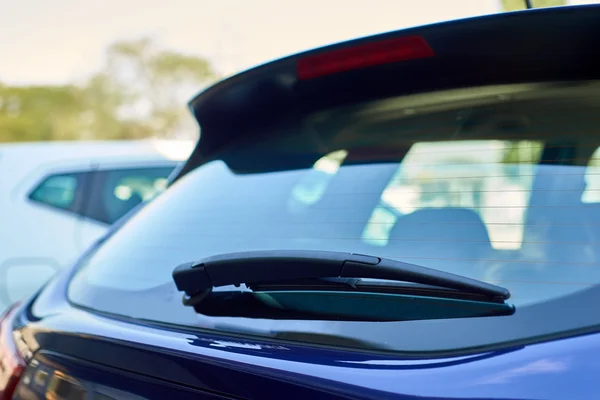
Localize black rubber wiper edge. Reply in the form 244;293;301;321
250;278;507;304
172;250;510;301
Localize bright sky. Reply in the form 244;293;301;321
0;0;596;85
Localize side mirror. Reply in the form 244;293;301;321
0;259;60;311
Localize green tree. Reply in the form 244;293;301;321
0;38;216;143
501;0;566;11
501;141;543;182
86;37;217;139
0;83;86;142
80;71;148;140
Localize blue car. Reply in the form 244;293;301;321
3;5;600;399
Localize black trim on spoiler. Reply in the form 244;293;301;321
171;5;600;184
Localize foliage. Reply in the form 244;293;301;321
501;141;544;182
97;38;216;139
501;0;566;11
0;1;570;142
0;38;216;142
0;84;86;142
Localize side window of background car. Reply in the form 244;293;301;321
28;173;86;213
83;167;175;225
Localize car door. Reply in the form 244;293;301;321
0;161;177;312
76;162;179;251
0;163;94;309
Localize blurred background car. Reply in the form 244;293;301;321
0;139;193;310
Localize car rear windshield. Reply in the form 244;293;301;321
67;81;600;354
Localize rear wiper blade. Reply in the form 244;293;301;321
172;250;513;321
250;278;505;304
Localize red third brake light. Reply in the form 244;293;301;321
297;35;434;81
0;303;26;400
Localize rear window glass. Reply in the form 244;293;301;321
67;81;600;353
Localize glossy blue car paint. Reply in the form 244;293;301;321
8;5;600;400
13;268;600;400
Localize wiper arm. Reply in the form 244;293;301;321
173;250;509;302
172;250;513;322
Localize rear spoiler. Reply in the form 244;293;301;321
171;4;600;184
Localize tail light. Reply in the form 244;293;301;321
0;303;26;400
297;35;434;80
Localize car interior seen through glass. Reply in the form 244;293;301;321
66;80;600;353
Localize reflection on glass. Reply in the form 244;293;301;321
289;149;348;209
363;140;543;250
583;147;600;204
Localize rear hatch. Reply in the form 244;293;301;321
10;5;600;400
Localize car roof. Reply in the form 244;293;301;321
174;4;600;182
0;139;195;165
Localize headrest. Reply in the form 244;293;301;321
389;208;491;245
386;208;492;276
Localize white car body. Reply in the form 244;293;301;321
0;140;194;307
